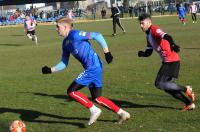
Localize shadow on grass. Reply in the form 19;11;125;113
0;43;24;46
10;34;24;37
184;48;200;50
23;92;178;110
0;107;87;128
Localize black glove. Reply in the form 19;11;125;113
42;66;52;74
170;43;180;53
138;51;145;57
104;52;113;64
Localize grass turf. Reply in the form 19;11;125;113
0;15;200;132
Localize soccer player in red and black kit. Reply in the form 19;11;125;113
137;13;195;111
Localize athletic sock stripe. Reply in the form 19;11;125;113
95;98;111;109
72;92;88;104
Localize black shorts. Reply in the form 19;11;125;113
27;30;35;35
157;61;180;78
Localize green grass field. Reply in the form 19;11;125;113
0;16;200;132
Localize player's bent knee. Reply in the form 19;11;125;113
67;86;79;94
94;96;101;103
67;88;73;94
92;94;101;101
67;92;73;97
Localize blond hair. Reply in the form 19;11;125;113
56;17;73;27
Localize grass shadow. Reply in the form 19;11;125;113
10;34;24;37
25;92;178;110
0;107;87;128
0;43;24;46
0;107;116;127
184;48;200;50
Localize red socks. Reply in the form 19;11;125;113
68;91;93;109
95;96;120;113
68;92;120;113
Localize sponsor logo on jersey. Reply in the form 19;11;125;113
79;31;86;36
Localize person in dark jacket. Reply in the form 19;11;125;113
111;3;125;36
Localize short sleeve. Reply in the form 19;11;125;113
151;26;166;38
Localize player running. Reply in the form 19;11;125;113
137;13;195;111
41;17;130;125
190;2;198;23
177;3;186;25
24;15;38;45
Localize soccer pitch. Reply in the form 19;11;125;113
0;16;200;132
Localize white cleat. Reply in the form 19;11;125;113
116;111;130;124
88;108;102;125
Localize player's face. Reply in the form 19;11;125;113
56;23;71;37
139;19;151;32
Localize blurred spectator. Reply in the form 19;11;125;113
128;6;133;17
134;5;139;17
101;7;106;19
9;15;15;24
160;3;165;15
148;4;152;15
118;4;124;18
40;11;44;19
169;2;173;14
92;7;96;20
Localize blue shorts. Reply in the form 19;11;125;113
75;67;102;88
179;14;185;19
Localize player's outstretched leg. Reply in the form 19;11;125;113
95;96;130;124
89;87;130;124
27;34;32;40
33;35;38;45
67;91;102;125
67;82;103;125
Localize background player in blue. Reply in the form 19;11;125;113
42;17;130;125
177;3;186;25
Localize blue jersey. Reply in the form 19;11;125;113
54;29;108;71
178;6;185;16
62;30;102;69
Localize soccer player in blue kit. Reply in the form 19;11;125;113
42;17;130;125
177;3;186;25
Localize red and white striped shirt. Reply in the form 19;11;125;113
146;25;180;62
